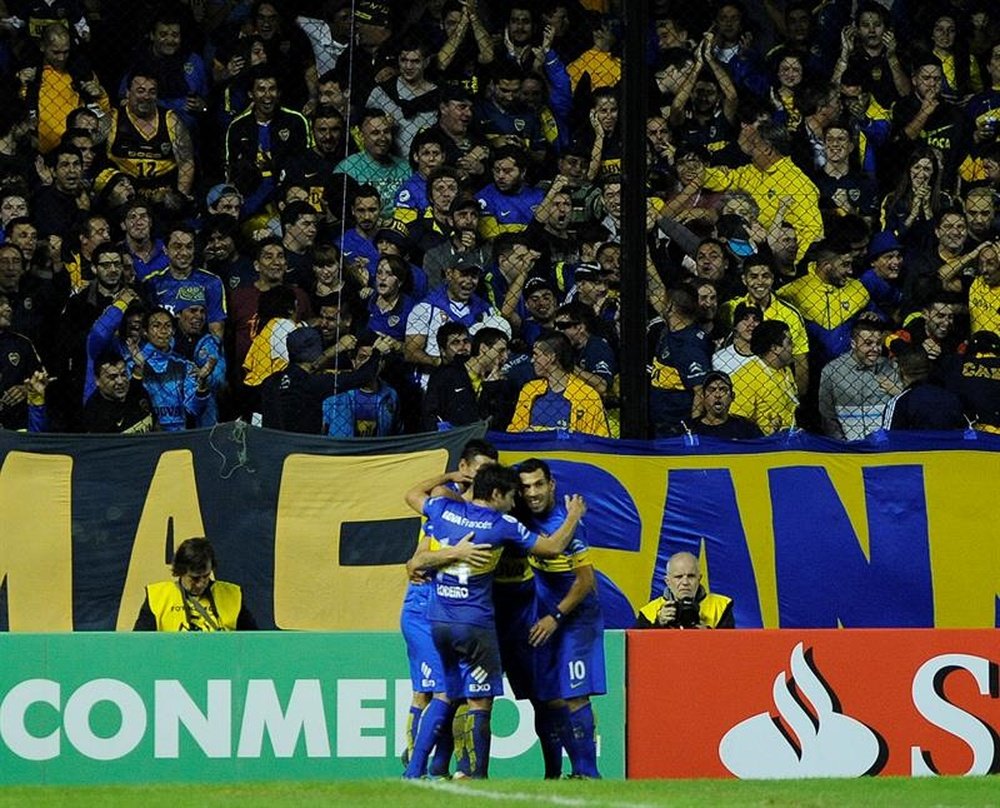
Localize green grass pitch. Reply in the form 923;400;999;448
1;776;998;807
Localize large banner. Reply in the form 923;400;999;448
491;431;1000;630
2;425;999;631
0;424;484;632
0;632;625;784
627;629;1000;779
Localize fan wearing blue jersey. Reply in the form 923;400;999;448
402;464;586;779
518;458;606;779
400;439;499;776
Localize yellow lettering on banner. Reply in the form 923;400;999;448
273;450;448;630
923;451;1000;627
115;451;206;630
0;452;73;630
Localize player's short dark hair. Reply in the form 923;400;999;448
460;439;498;464
171;538;217;577
472;463;520;501
517;457;552;481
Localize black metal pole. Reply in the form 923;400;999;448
620;0;650;438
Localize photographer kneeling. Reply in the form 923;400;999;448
635;551;734;629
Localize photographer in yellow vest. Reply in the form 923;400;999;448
133;538;257;631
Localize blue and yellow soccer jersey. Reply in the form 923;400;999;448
423;497;540;627
526;506;596;612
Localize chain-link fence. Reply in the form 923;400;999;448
1;0;998;438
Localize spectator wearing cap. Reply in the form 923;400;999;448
519;274;560;345
335;1;395;109
476;145;545;241
404;259;510;385
333;108;410;218
969;242;1000;336
91;169;136;219
859;231;905;323
392;131;450;226
426;83;490;184
721;250;809;392
143;224;227;340
374;220;428;299
172;291;226;428
729;319;799;435
280;201;320;287
713;301;761;375
882;346;965;431
508;330;609;436
819;317;900;440
422;323;514;431
422;195;492;289
691;370;763;439
206;184;243;221
649;284;712;437
552;300;616;399
777;236;871;366
404;166;461;262
260;325;377;433
942;331;1000;433
701;116;823;263
366;36;439;159
568;261;618;345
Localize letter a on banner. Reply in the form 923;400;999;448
115;451;206;629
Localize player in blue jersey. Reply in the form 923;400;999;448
402;464;586;779
400;439;498;775
518;458;606;779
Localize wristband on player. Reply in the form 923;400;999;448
550;609;564;624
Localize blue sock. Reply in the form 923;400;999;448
403;698;450;778
568;702;600;778
467;708;492;779
405;705;423;761
429;702;459;776
534;701;565;779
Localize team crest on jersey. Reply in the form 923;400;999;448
278;128;290;141
388;315;399;327
514;118;526;132
160;143;171;155
848;189;860;202
22;297;32;310
184;63;194;75
229;276;241;289
398;189;410;202
7;352;19;366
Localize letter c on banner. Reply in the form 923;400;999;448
0;679;61;761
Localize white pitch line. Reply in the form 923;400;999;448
408;778;662;808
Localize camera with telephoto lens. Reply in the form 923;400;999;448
674;597;700;628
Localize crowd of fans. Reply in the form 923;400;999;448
0;0;998;440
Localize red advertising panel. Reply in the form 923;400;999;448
627;630;1000;779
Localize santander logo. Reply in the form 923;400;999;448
719;642;886;778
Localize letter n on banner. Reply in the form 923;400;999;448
771;465;932;627
656;469;763;628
